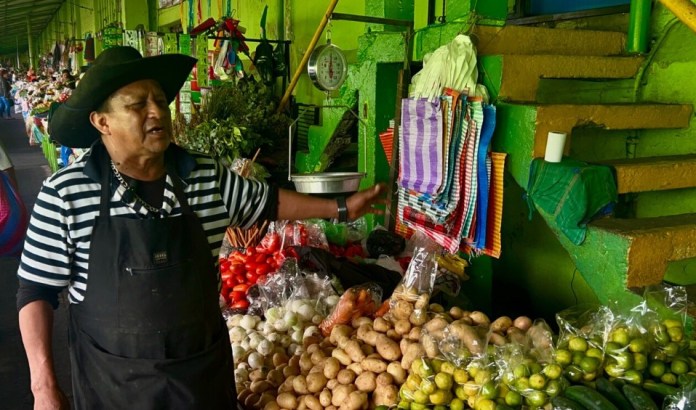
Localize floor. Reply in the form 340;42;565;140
0;113;73;408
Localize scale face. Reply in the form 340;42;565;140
307;43;348;91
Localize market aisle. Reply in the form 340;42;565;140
0;113;73;409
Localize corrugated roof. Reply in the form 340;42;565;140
0;0;67;59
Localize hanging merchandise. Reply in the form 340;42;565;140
144;32;163;56
84;33;95;62
123;30;140;50
163;33;178;54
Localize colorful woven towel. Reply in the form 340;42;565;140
399;98;444;195
483;152;506;258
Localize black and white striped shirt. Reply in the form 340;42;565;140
17;142;273;304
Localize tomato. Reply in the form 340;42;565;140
235;274;246;284
254;254;266;263
224;277;235;288
255;245;268;254
232;300;250;310
220;270;233;282
244;261;257;271
245;246;257;256
259;233;281;253
245;271;258;283
233;284;249;293
255;264;272;276
257;274;268;284
230;263;245;276
219;260;231;272
230;290;246;303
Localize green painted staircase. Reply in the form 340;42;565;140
485;24;696;306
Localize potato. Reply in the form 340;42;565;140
303;335;322;348
409;310;428;326
297;395;308;410
331;384;355;407
304;394;322;410
306;344;321;354
306;372;327;393
249;368;266;382
267;369;284;387
421;333;439;358
391;300;414;321
401;342;426;370
288;355;301;368
360;343;375;356
283;364;300;377
407;326;421;341
449;306;464;320
330;325;353;345
387;361;407;384
356;324;373;342
373;384;398;406
344;340;366;363
507;326;526;345
394;319;412;336
250;380;273;394
513;316;533;331
376;372;394;386
351;316;372;329
264;401;280;410
319;388;332;407
299;353;314;373
376;334;401;361
399;338;410;355
337;368;357;384
447;320;485;355
244;393;261;409
310;349;326;366
292;375;309;394
386;329;400;341
347;362;364;376
340;390;368;410
323;357;341;379
355;371;376;392
361;357;387;373
489;332;507;346
277;392;297;409
255;393;276;408
273;351;290;366
326;379;339;390
237;388;253;404
373;317;391;333
332;348;352;366
469;311;491;327
490;316;513;333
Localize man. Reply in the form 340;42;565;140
0;68;12;119
17;46;385;409
60;69;76;90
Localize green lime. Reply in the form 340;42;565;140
433;406;447;410
431;358;443;373
475;369;493;385
572;352;585;366
434;372;453;391
454;385;468;400
420;378;436;395
429;389;452;405
514;377;530;391
554;349;572;366
441;361;456;375
661;372;678;385
399;387;414;401
580;356;601;373
505;390;523;407
513;363;530;379
397;400;410;410
529;373;547;390
623;369;643;385
652;324;670;346
545;379;563;397
604;362;625;378
605;342;622;355
410;403;427;410
633;353;648;371
475;399;496;410
629;337;648;353
615;351;634;369
525;390;548;407
450;398;465;410
671;359;690;375
586;347;604;360
649;360;667;378
529;362;543;375
564;365;583;383
664;342;681;357
453;368;469;384
543;363;563;380
611;327;630;346
668;327;684;343
480;380;499;400
406;374;422;391
569;336;588;352
664;319;683;329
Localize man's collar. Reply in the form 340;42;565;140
83;141;197;182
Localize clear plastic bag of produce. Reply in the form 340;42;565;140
435;319;489;367
397;357;469;409
386;232;440;325
555;304;614;383
314;216;368;247
229;156;269;181
664;379;696;410
318;282;383;337
274;219;329;250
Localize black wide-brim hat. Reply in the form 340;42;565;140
49;46;197;148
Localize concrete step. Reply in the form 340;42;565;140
603;154;696;194
589;213;696;288
493;103;693;189
414;24;627;61
537;78;637;104
479;55;643;102
473;25;627;56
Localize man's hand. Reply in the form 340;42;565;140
32;385;69;410
346;183;387;220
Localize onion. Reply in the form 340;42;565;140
247;352;263;369
228;326;246;343
240;315;257;331
257;339;273;356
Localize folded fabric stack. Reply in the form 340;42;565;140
396;91;505;256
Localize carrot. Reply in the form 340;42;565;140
373;299;390;318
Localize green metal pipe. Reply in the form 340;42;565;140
627;0;652;54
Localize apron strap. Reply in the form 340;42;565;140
166;153;194;216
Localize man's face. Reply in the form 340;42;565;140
61;73;68;81
96;79;173;160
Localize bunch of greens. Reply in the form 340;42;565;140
175;77;290;171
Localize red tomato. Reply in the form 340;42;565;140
230;290;246;303
232;300;250;310
254;254;266;263
245;246;257;256
220;270;233;282
230;263;245;276
225;277;235;288
219;260;231;272
245;271;258;283
233;284;249;293
235;274;246;284
256;274;268;284
255;264;272;276
244;261;257;272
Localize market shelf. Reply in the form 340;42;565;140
589;213;696;288
601;154;696;194
479;55;644;102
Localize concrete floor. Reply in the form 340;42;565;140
0;114;73;408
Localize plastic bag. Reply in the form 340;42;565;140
554;305;614;383
664;379;696;410
319;283;383;337
229;156;269;181
397;356;470;409
274;220;329;250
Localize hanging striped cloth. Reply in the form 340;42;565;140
398;98;444;195
482;152;507;258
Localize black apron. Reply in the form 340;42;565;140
68;157;236;409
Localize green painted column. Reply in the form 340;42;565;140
27;16;34;69
627;0;652;53
122;0;150;30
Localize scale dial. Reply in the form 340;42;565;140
307;43;348;91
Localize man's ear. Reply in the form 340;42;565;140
89;111;109;136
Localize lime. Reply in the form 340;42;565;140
615;351;634;369
450;398;465;410
633;353;648;371
664;319;683;329
569;336;588;352
505;390;523;407
453;368;469;384
671;359;690;375
440;361;456;375
664;342;681;357
462;381;480;397
480;380;499;400
629;337;648;353
543;363;563;380
554;349;572;366
513;363;530;379
433;406;447;410
475;369;493;385
580;356;601;373
623;369;643;385
406;374;422;391
410;403;427;410
652;324;670;346
475;399;496;410
611;327;630;346
586;347;604;360
455;385;468;400
514;377;530;391
525;390;548;407
397;400;410;410
412;389;429;404
545;379;563;397
429;389;452;405
431;358;444;373
529;373;547;390
605;342;622;355
604;363;625;378
668;326;684;343
649;360;667;378
661;372;678;385
564;365;583;383
572;352;585;366
420;378;436;395
434;372;453;391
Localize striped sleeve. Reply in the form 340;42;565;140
17;179;74;289
216;161;270;229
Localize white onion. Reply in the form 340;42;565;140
228;326;246;343
280;335;292;348
231;345;246;361
234;368;249;384
325;295;340;307
283;311;299;328
303;326;319;339
287;343;301;356
311;315;323;325
297;304;315;321
240;315;257;331
291;329;303;344
267;332;281;343
274;320;289;333
257;339;273;356
247;352;263;369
